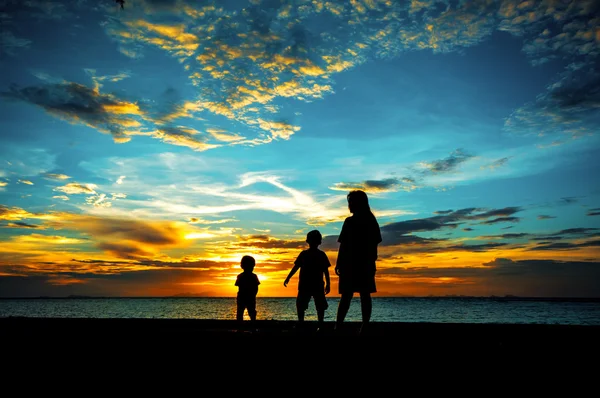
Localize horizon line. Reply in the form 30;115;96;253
1;295;600;301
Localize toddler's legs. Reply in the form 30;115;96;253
236;301;245;322
248;299;257;322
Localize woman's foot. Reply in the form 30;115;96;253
358;322;368;336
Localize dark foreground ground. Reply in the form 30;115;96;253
3;316;599;379
3;316;599;353
3;317;596;384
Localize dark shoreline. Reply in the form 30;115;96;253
3;316;599;347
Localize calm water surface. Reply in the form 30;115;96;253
1;297;599;325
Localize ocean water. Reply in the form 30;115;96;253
1;297;599;325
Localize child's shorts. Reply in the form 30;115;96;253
296;290;328;312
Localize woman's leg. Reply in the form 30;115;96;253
359;292;372;323
336;292;353;326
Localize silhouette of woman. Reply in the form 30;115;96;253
335;190;382;334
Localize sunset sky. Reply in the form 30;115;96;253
1;0;599;298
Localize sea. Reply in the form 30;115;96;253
1;297;600;325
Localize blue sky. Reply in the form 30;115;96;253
1;0;599;297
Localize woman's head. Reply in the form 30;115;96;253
347;190;370;214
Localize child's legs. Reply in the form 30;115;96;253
296;293;309;322
314;291;328;323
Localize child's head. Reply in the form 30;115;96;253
240;255;255;272
306;230;322;246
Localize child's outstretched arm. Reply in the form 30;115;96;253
324;268;331;295
283;263;300;287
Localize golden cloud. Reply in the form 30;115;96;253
45;173;71;180
54;183;98;195
0;205;61;221
15;234;86;245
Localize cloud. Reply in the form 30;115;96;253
52;195;70;201
85;69;132;92
383;219;451;235
504;63;600;139
552;228;599;236
329;177;419;193
136;171;409;226
419;149;475;174
481;216;521;225
480;233;530;240
2;221;45;229
482;258;600;297
189;217;236;225
234;234;305;250
44;173;71;180
100;0;503;146
42;213;200;260
527;239;600;251
255;119;301;140
1;77;298;151
1;82;145;143
116;176;126;184
206;128;244;143
587;208;600;216
96;242;153;258
380;206;524;246
86;194;112;208
434;210;453;215
0;31;32;56
0;204;60;221
537;215;556;220
152;126;221;151
512;2;600;62
119;20;199;61
0;147;56;176
481;157;510;171
379;258;600;297
6;0;597;155
560;197;579;205
14;234;86;245
54;183;98;195
17;179;33;185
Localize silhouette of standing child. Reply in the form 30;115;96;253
235;255;260;330
335;190;382;335
284;230;331;329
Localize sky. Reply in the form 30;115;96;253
0;0;599;298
